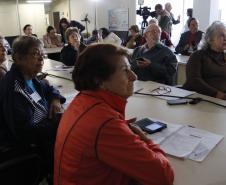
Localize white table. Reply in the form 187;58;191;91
44;47;62;54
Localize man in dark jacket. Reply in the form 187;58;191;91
131;24;177;85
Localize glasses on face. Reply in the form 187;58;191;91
28;49;47;59
149;86;171;95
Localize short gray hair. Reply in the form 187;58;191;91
199;21;226;50
65;27;79;41
12;36;42;60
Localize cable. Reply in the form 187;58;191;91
37;72;72;81
134;89;226;108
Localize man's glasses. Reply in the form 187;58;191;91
28;50;47;59
149;86;172;95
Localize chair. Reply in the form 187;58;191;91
4;36;19;48
0;144;42;185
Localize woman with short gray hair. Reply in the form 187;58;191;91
183;21;226;99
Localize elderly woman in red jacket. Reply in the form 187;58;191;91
54;43;174;185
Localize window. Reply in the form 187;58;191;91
136;0;193;45
219;0;226;23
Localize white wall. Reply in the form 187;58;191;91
69;0;136;33
19;4;46;38
193;0;219;31
0;2;46;38
0;2;20;36
49;0;69;26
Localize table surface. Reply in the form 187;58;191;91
44;47;62;54
44;59;226;185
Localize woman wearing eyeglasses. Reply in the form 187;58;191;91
0;36;66;180
183;21;226;99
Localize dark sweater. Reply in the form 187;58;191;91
60;43;86;66
131;43;177;85
183;48;226;97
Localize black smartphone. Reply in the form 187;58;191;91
135;118;167;134
167;99;190;105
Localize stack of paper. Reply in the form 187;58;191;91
145;118;224;162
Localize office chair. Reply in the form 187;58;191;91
0;144;42;185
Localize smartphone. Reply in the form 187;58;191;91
135;118;167;134
167;99;190;105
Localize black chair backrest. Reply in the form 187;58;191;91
0;145;42;185
4;36;19;48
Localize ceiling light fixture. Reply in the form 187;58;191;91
26;0;52;3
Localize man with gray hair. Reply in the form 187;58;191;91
131;24;177;85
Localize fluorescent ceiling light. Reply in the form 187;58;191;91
26;0;52;3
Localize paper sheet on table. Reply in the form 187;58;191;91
187;127;224;162
145;119;224;161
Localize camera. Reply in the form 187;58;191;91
136;6;156;29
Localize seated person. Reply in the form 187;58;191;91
59;18;85;43
131;24;177;85
60;27;86;66
123;25;142;49
183;21;226;100
0;36;66;176
3;37;12;54
141;18;173;47
0;35;7;79
175;18;203;55
54;43;174;185
23;24;37;37
43;26;63;48
99;27;122;46
85;29;100;45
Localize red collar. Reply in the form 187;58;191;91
80;89;127;116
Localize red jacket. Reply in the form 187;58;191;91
54;90;174;185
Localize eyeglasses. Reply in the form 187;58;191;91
28;50;47;59
149;86;171;95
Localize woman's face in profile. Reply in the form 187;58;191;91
210;27;226;52
16;45;45;79
102;56;137;99
0;40;6;64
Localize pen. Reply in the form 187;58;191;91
134;88;143;93
188;125;195;128
190;134;202;139
194;149;209;157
